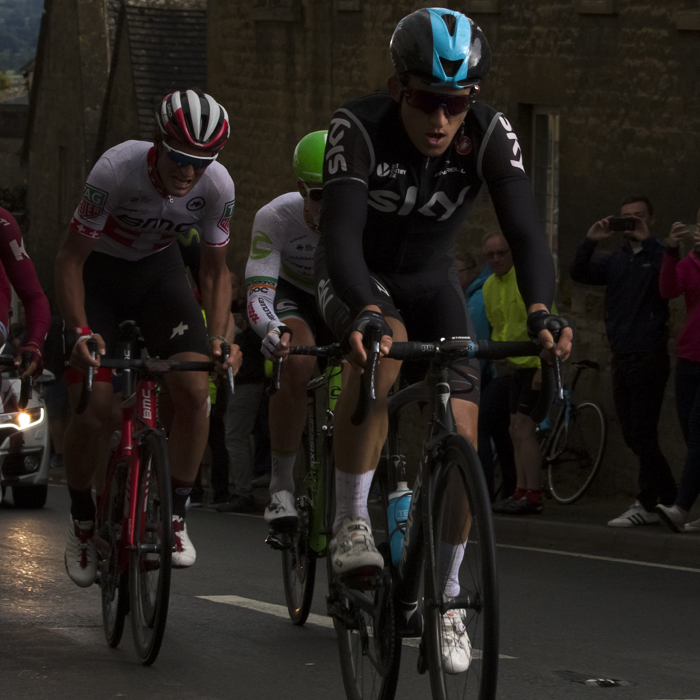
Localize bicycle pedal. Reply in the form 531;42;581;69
265;533;289;551
339;568;382;591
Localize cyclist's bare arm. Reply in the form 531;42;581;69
199;242;241;374
55;229;104;372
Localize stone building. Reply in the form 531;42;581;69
208;0;700;495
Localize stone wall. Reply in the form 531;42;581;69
24;0;111;294
208;0;700;497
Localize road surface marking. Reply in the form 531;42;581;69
199;594;516;658
498;544;700;573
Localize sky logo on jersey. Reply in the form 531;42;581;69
368;186;469;221
327;117;351;174
250;230;273;260
218;200;235;234
499;116;525;172
79;184;109;219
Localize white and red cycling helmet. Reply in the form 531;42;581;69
155;89;230;152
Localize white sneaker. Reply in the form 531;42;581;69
64;517;96;587
172;515;196;568
685;518;700;533
441;609;472;674
656;504;686;533
607;501;660;528
264;490;299;529
329;517;385;576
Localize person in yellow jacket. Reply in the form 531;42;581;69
482;231;556;515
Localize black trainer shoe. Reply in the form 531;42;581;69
216;493;255;514
493;496;543;515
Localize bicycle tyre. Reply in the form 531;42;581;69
331;466;401;700
423;435;499;700
281;429;317;625
129;431;172;666
100;448;129;648
547;401;606;505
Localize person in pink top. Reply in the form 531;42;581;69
657;210;700;532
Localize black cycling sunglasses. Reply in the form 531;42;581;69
300;182;323;202
402;85;479;117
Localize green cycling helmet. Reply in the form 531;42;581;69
293;130;328;183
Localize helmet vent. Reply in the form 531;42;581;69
440;56;463;78
441;13;457;35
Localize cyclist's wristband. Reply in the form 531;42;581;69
208;335;227;345
66;326;93;348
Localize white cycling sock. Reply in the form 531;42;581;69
333;469;376;534
269;450;296;496
438;541;467;598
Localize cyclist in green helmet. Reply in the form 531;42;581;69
218;131;337;522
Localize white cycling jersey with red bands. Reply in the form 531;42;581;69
70;140;235;261
244;192;319;336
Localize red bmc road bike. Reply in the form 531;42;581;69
78;321;232;665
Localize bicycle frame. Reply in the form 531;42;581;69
93;373;159;571
386;362;459;621
304;363;342;555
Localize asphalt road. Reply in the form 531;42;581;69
1;484;699;699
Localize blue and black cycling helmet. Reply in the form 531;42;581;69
390;8;491;89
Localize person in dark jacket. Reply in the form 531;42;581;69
570;194;676;527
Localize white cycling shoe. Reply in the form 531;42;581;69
64;517;97;588
441;609;472;674
329;517;384;577
171;515;196;568
264;490;299;530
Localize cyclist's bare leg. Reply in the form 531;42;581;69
331;318;406;535
268;318;316;494
162;352;210;484
64;380;117;491
509;411;541;491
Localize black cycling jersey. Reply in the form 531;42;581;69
320;91;554;316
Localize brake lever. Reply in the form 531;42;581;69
75;338;98;415
220;341;235;395
18;349;33;409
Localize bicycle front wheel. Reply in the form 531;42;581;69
100;446;129;648
129;431;172;666
331;470;401;700
281;430;317;625
547;401;606;504
424;435;499;700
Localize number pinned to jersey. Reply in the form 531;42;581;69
455;135;472;156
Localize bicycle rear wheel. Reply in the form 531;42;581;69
100;446;129;648
331;470;401;700
423;435;499;700
129;431;172;666
281;430;317;625
547;401;606;504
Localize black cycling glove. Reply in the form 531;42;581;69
526;310;570;342
342;310;393;352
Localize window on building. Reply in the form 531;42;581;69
530;107;560;279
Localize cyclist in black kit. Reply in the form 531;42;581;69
316;8;572;673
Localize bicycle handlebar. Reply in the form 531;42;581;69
75;339;235;415
270;337;562;425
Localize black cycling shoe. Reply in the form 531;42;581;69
215;494;255;514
